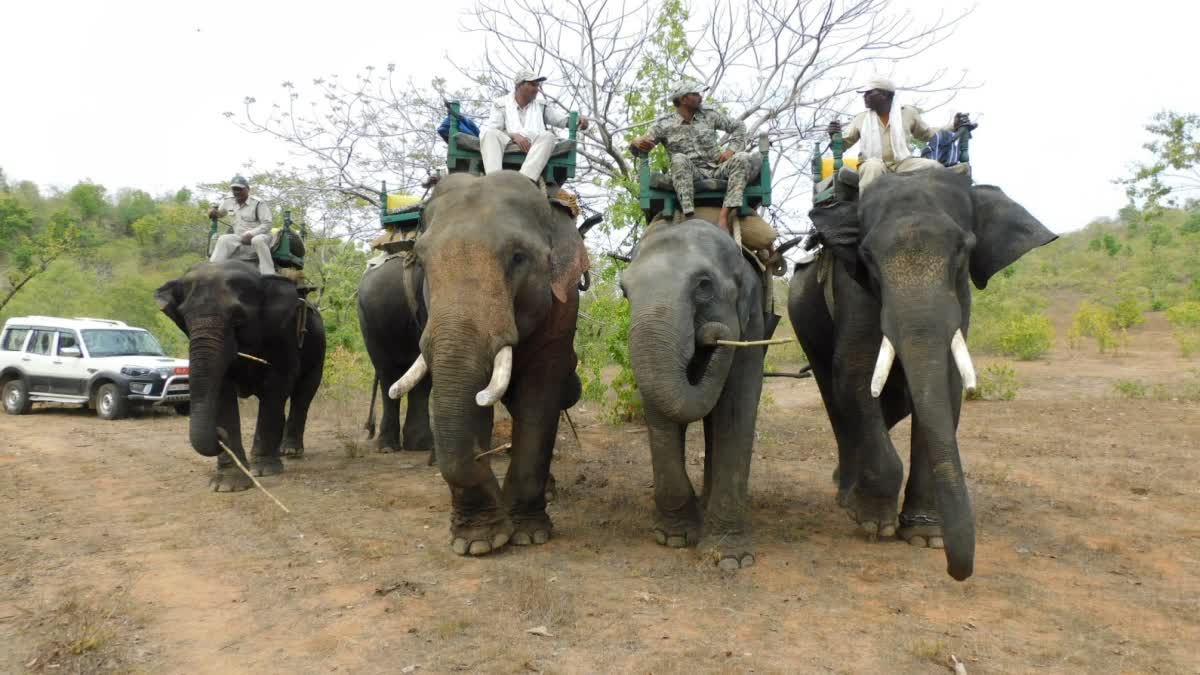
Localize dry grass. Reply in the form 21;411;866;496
21;588;138;673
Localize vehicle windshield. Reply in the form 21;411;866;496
81;329;166;357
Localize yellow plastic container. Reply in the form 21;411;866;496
820;156;859;180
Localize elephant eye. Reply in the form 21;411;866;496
510;250;527;269
694;277;714;301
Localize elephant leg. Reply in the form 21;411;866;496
282;360;323;458
831;282;903;539
699;339;763;570
645;406;701;548
440;404;511;556
249;389;287;477
374;366;402;453
211;381;253;493
900;387;960;549
401;371;434;452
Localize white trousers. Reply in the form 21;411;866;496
480;129;557;180
210;233;275;275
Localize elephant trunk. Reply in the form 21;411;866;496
426;314;505;489
629;304;736;424
891;322;975;581
186;318;231;457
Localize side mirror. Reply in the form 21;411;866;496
61;346;82;358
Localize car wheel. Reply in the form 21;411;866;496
174;402;190;416
96;383;129;420
2;379;32;415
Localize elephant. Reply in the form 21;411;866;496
155;261;327;491
357;251;433;453
621;218;768;570
787;169;1056;581
386;171;588;556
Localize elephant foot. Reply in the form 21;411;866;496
280;443;305;458
250;456;284;477
842;488;898;540
450;517;514;557
898;512;944;549
653;505;703;548
374;440;400;454
209;468;253;493
701;531;756;571
510;512;553;546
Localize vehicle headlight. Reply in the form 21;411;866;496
121;366;153;377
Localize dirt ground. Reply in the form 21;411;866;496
2;309;1198;675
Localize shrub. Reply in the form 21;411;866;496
995;314;1054;360
1112;293;1145;329
965;363;1020;401
1112;379;1147;398
1068;301;1126;353
1166;301;1200;356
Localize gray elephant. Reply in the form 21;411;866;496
357;251;432;453
155;261;327;491
622;219;767;570
386;171;587;556
788;170;1055;580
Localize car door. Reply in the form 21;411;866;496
21;329;59;393
51;330;88;396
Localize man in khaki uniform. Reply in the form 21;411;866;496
828;77;969;190
207;175;276;275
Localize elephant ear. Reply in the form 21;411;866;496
808;201;871;288
154;280;188;336
548;210;590;304
257;276;301;345
969;185;1058;289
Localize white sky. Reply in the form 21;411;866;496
2;0;1197;234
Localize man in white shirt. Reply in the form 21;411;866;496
206;175;276;275
481;70;589;182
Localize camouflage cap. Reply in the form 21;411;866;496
230;175;249;188
668;79;707;105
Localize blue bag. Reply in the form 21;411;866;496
920;129;961;167
437;113;481;142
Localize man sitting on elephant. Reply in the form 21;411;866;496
481;70;590;184
207;175;276;276
827;77;971;191
631;79;757;234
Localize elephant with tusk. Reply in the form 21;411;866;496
388;171;588;556
788;169;1056;581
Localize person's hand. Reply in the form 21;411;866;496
577;115;590;131
240;232;254;245
717;149;735;164
827;120;842;137
631;136;655;152
207;207;219;219
511;133;532;152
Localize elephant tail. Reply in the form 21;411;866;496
363;376;379;439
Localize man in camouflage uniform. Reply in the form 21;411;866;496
632;79;752;233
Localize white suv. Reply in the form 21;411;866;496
0;316;190;420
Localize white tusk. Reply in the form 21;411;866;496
475;345;513;407
388;354;427;399
951;329;977;393
869;336;896;398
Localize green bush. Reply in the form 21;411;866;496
1068;301;1126;353
995;314;1055;360
575;259;641;423
1166;301;1200;356
1112;379;1147;398
1112;293;1145;329
965;363;1021;401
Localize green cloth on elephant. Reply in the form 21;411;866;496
645;107;749;213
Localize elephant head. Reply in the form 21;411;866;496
388;172;588;481
155;262;302;457
810;170;1056;580
622;220;759;423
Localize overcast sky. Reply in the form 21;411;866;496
2;0;1197;234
